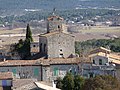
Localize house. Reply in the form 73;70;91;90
0;60;42;81
89;47;120;65
40;58;80;81
0;72;13;90
0;58;80;82
37;14;75;59
87;47;119;78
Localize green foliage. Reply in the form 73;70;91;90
62;72;74;90
56;73;85;90
56;77;63;89
13;24;33;59
83;75;120;90
74;75;85;90
26;24;33;42
75;38;120;55
57;74;120;90
0;8;120;24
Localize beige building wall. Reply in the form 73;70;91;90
47;33;75;58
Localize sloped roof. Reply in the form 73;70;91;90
0;72;13;80
47;15;63;21
109;53;120;60
39;57;91;66
0;60;41;66
39;32;74;37
89;47;111;55
89;52;120;60
112;59;120;64
89;52;108;57
0;57;91;66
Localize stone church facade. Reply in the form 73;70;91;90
39;14;75;58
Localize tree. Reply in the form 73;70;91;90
22;24;33;59
56;77;63;89
26;23;33;42
74;75;85;90
62;72;74;90
83;75;120;90
12;24;33;59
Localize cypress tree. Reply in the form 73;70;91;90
26;24;33;42
24;24;33;59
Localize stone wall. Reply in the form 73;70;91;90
47;33;75;58
0;66;42;80
42;64;78;82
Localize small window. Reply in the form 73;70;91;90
0;53;2;55
44;44;46;52
12;68;16;76
60;49;62;51
59;53;63;57
33;45;36;47
58;25;60;29
99;59;102;65
34;68;39;76
40;43;42;52
89;73;94;78
93;60;95;64
54;68;58;76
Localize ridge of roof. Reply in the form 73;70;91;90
39;32;74;37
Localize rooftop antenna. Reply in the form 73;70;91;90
52;8;56;16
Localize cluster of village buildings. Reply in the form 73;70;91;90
0;13;120;90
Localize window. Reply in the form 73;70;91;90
34;68;39;76
12;68;16;76
54;68;58;76
40;43;42;52
99;59;102;65
89;73;94;78
59;53;63;58
0;53;2;55
58;25;60;29
44;44;46;52
33;45;36;47
60;49;62;51
93;60;95;64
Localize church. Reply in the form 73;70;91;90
38;13;75;58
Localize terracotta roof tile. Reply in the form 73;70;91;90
39;57;91;65
109;54;120;60
0;72;13;80
39;32;74;37
90;47;111;55
47;15;63;21
39;32;59;37
0;60;41;66
0;57;91;66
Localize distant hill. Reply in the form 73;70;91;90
0;0;120;10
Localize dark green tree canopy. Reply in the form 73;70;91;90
62;72;74;90
26;23;33;42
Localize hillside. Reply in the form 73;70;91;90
0;0;120;10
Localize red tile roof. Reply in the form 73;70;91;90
0;72;13;80
0;58;91;66
0;60;41;66
47;15;63;21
